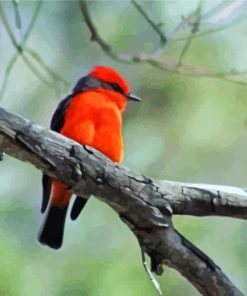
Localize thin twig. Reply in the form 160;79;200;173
26;48;70;87
205;0;245;24
22;0;43;46
173;17;245;43
177;33;195;66
0;1;42;101
169;0;247;44
166;17;188;44
163;1;225;43
0;53;19;101
141;247;163;296
131;0;166;45
12;0;21;29
80;0;247;87
21;53;54;88
177;4;202;67
79;0;132;62
0;0;69;97
202;0;229;20
0;1;57;96
0;2;22;52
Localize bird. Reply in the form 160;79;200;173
38;65;141;249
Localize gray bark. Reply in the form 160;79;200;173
0;107;245;296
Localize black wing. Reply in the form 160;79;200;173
41;95;73;213
41;94;89;218
41;75;97;215
50;94;73;131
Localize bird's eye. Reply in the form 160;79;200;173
111;83;123;93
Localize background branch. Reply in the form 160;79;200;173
131;0;167;45
0;106;245;296
176;3;202;67
0;1;69;100
79;0;247;86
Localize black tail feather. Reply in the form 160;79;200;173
70;196;88;220
41;174;52;213
38;205;69;249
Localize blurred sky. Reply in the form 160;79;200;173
0;1;247;295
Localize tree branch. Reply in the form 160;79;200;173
79;0;247;86
79;0;133;63
176;4;202;67
0;0;69;100
159;181;247;219
131;0;167;45
0;106;245;296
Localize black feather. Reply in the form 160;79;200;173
40;76;100;233
41;174;51;213
50;94;73;132
70;196;88;220
38;205;69;249
40;94;73;214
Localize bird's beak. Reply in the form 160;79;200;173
126;93;142;102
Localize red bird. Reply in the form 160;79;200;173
38;66;141;249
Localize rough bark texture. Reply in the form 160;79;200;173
158;181;247;219
0;107;245;296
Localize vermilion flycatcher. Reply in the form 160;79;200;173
38;65;141;249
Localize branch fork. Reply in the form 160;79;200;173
0;107;246;295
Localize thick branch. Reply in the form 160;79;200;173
0;107;245;296
159;181;247;219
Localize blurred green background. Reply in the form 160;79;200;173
1;0;247;295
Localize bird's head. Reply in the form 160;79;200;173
89;65;141;111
